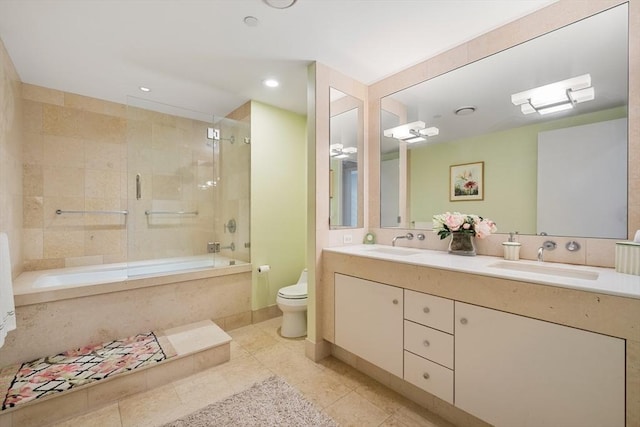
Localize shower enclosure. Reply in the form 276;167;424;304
126;99;250;275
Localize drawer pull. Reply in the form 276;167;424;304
423;340;430;347
460;317;468;325
393;299;399;305
423;372;430;380
423;306;430;314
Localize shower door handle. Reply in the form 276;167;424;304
136;174;142;200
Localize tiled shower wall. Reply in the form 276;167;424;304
0;38;23;278
22;85;128;270
21;84;245;271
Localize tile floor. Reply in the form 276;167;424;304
50;317;455;427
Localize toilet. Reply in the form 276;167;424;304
276;269;308;338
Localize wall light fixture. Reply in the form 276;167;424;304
330;143;357;158
511;74;595;115
383;121;439;143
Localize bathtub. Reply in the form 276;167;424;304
7;254;253;367
13;254;251;306
32;255;240;289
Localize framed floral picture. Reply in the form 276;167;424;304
450;161;484;201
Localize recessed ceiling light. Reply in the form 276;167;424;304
243;16;259;27
262;0;297;9
454;106;476;116
139;86;151;92
263;78;279;88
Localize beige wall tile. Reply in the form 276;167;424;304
152;174;183;200
65;92;125;117
43;166;84;197
85;169;121;199
21;100;42;133
85;141;122;170
151;123;178;151
22;83;64;105
22;131;43;165
23;196;43;228
65;255;104;268
23;164;43;197
22;228;43;260
43;134;85;168
80;111;127;145
43;229;84;258
42;104;83;138
85;229;124;256
23;258;64;271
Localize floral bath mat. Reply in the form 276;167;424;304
2;331;175;410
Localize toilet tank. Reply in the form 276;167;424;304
297;269;308;284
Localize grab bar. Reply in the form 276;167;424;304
56;209;129;215
144;210;199;216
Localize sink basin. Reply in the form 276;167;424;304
489;261;599;281
366;247;422;256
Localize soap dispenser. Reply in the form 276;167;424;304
502;232;521;261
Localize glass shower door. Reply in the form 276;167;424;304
210;116;251;266
125;98;217;276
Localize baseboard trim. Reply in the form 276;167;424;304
252;305;282;324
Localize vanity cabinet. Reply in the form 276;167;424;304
455;301;626;427
334;274;403;377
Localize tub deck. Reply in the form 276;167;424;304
0;320;231;427
13;256;251;306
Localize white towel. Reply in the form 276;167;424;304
0;232;16;348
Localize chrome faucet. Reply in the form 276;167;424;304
392;232;414;247
537;240;557;262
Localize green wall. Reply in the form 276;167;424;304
409;107;627;234
251;101;307;311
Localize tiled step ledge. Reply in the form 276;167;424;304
0;320;231;427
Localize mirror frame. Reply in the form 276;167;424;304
368;0;638;243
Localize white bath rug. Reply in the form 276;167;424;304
162;375;338;427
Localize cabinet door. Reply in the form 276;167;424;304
335;274;403;377
455;302;625;427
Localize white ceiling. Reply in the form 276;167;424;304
0;0;556;118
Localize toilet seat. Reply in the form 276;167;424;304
277;283;307;300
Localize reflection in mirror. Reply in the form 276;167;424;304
330;88;363;229
380;4;628;238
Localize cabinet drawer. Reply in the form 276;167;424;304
404;290;454;333
404;351;453;404
404;320;453;369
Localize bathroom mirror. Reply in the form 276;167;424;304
380;4;628;239
330;87;364;229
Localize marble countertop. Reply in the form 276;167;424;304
323;244;640;299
